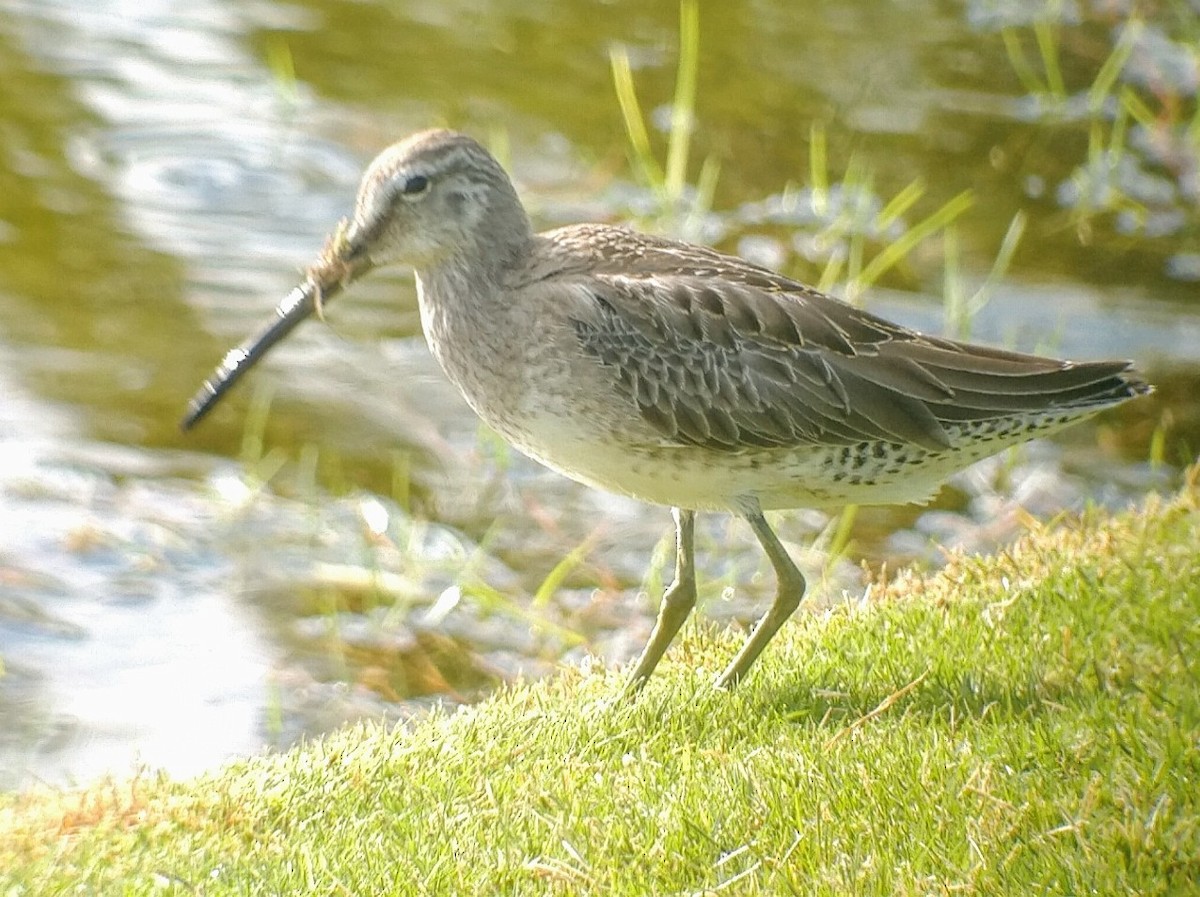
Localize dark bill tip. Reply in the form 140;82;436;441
180;218;373;432
180;282;320;431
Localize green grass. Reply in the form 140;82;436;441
2;471;1198;895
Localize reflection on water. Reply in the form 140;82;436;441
0;357;268;788
0;0;1196;788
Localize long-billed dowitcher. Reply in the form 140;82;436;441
183;130;1150;692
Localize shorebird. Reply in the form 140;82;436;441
183;129;1150;692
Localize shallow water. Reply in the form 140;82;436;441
0;0;1196;789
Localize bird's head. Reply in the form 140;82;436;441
181;129;530;430
339;129;530;273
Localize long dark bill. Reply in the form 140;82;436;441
180;221;368;431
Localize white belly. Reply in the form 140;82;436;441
493;411;945;513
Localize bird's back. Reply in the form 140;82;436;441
535;224;1147;447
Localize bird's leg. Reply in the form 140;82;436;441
714;511;806;689
624;508;697;694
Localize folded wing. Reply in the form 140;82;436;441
568;263;1145;453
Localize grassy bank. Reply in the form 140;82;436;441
2;470;1197;895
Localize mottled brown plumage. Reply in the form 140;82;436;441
183;130;1150;692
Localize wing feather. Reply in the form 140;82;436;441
552;229;1145;453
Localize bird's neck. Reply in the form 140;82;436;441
422;225;534;298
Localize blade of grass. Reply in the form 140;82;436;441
1120;85;1157;131
1148;420;1167;470
817;252;845;295
664;0;700;204
955;210;1026;339
263;36;299;106
1033;19;1066;99
1001;28;1047;96
695;156;721;215
533;532;600;610
875;179;926;231
855;189;974;291
826;504;858;569
810;122;829;217
1088;19;1140;114
609;46;665;192
942;223;967;339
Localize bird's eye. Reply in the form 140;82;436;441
401;174;430;197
